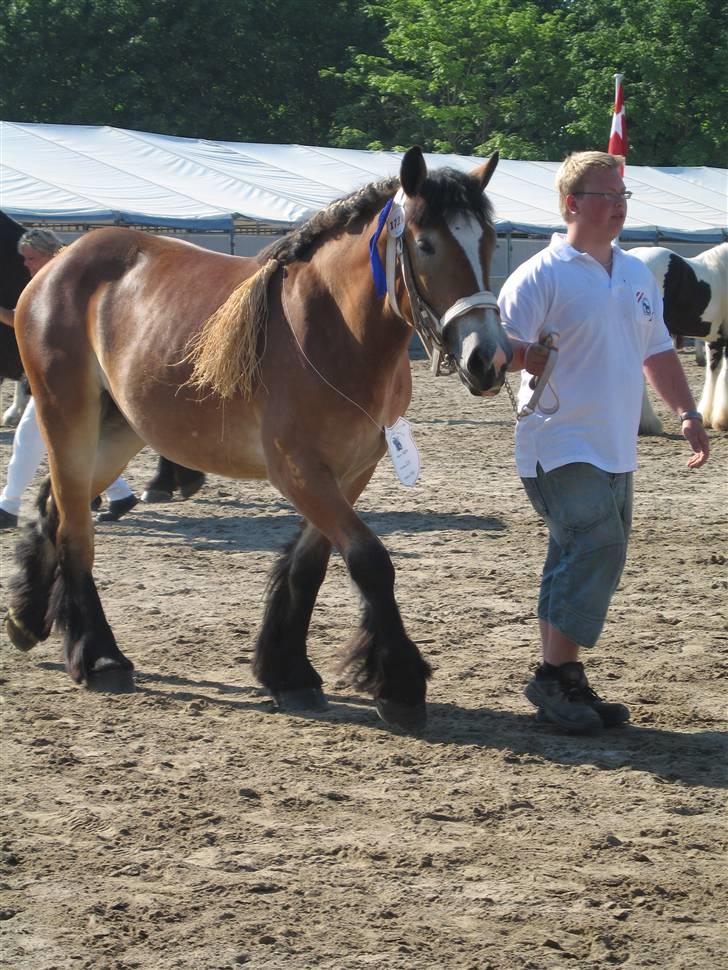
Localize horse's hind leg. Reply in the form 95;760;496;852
142;456;206;502
5;480;60;651
174;462;206;499
141;455;176;502
41;409;142;691
253;523;332;712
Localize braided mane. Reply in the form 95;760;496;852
259;165;493;266
186;163;494;399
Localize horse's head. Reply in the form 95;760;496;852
393;147;512;396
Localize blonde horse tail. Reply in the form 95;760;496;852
184;258;279;399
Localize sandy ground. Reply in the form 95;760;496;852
1;350;726;970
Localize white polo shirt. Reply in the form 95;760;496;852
498;234;673;477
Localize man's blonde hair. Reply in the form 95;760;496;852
555;151;625;220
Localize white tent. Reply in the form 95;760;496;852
2;121;726;245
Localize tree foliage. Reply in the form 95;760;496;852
0;0;377;142
0;0;725;164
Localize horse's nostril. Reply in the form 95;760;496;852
492;344;509;375
466;351;501;393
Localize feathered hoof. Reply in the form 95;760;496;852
4;610;39;652
140;488;174;504
86;662;136;694
375;698;427;735
179;474;206;499
274;687;328;713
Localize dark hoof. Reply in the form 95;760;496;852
4;610;39;652
140;488;173;504
274;687;328;713
86;663;136;694
375;698;427;735
178;474;206;499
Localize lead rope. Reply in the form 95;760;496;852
504;333;560;420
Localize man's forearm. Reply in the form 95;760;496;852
643;349;698;415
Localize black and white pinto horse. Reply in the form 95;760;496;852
0;211;31;426
632;243;728;433
0;211;206;498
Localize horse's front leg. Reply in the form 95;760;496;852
253;523;332;712
273;460;430;733
342;531;431;734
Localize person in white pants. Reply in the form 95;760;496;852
0;228;138;529
0;397;137;528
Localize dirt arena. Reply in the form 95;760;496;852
1;350;726;970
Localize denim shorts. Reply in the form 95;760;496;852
521;462;633;648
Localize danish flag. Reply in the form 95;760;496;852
608;73;628;174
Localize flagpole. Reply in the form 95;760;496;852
608;72;627;176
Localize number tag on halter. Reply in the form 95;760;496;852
387;191;406;238
385;417;420;486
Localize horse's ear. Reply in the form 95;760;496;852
471;151;499;190
400;146;427;197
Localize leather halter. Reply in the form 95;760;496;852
384;190;500;376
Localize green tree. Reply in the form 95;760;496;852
0;0;378;143
330;0;569;157
561;0;728;165
329;0;728;164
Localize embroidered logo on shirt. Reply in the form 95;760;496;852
636;290;653;318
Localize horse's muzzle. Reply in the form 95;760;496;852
462;339;512;396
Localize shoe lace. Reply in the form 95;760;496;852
571;681;603;704
558;670;604;704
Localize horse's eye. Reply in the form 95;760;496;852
416;236;435;255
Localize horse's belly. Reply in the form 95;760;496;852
118;388;269;480
159;421;269;480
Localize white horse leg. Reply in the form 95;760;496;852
2;380;30;428
707;343;728;431
694;341;706;366
638;381;663;435
698;340;721;428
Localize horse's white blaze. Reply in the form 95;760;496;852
447;213;508;387
449;214;487;290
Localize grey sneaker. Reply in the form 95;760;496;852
525;662;620;732
536;699;630;728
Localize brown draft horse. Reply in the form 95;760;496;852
5;147;511;733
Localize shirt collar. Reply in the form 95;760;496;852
549;232;621;264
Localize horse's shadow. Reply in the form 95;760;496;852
35;662;726;790
106;507;507;553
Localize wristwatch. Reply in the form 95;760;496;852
679;409;703;422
